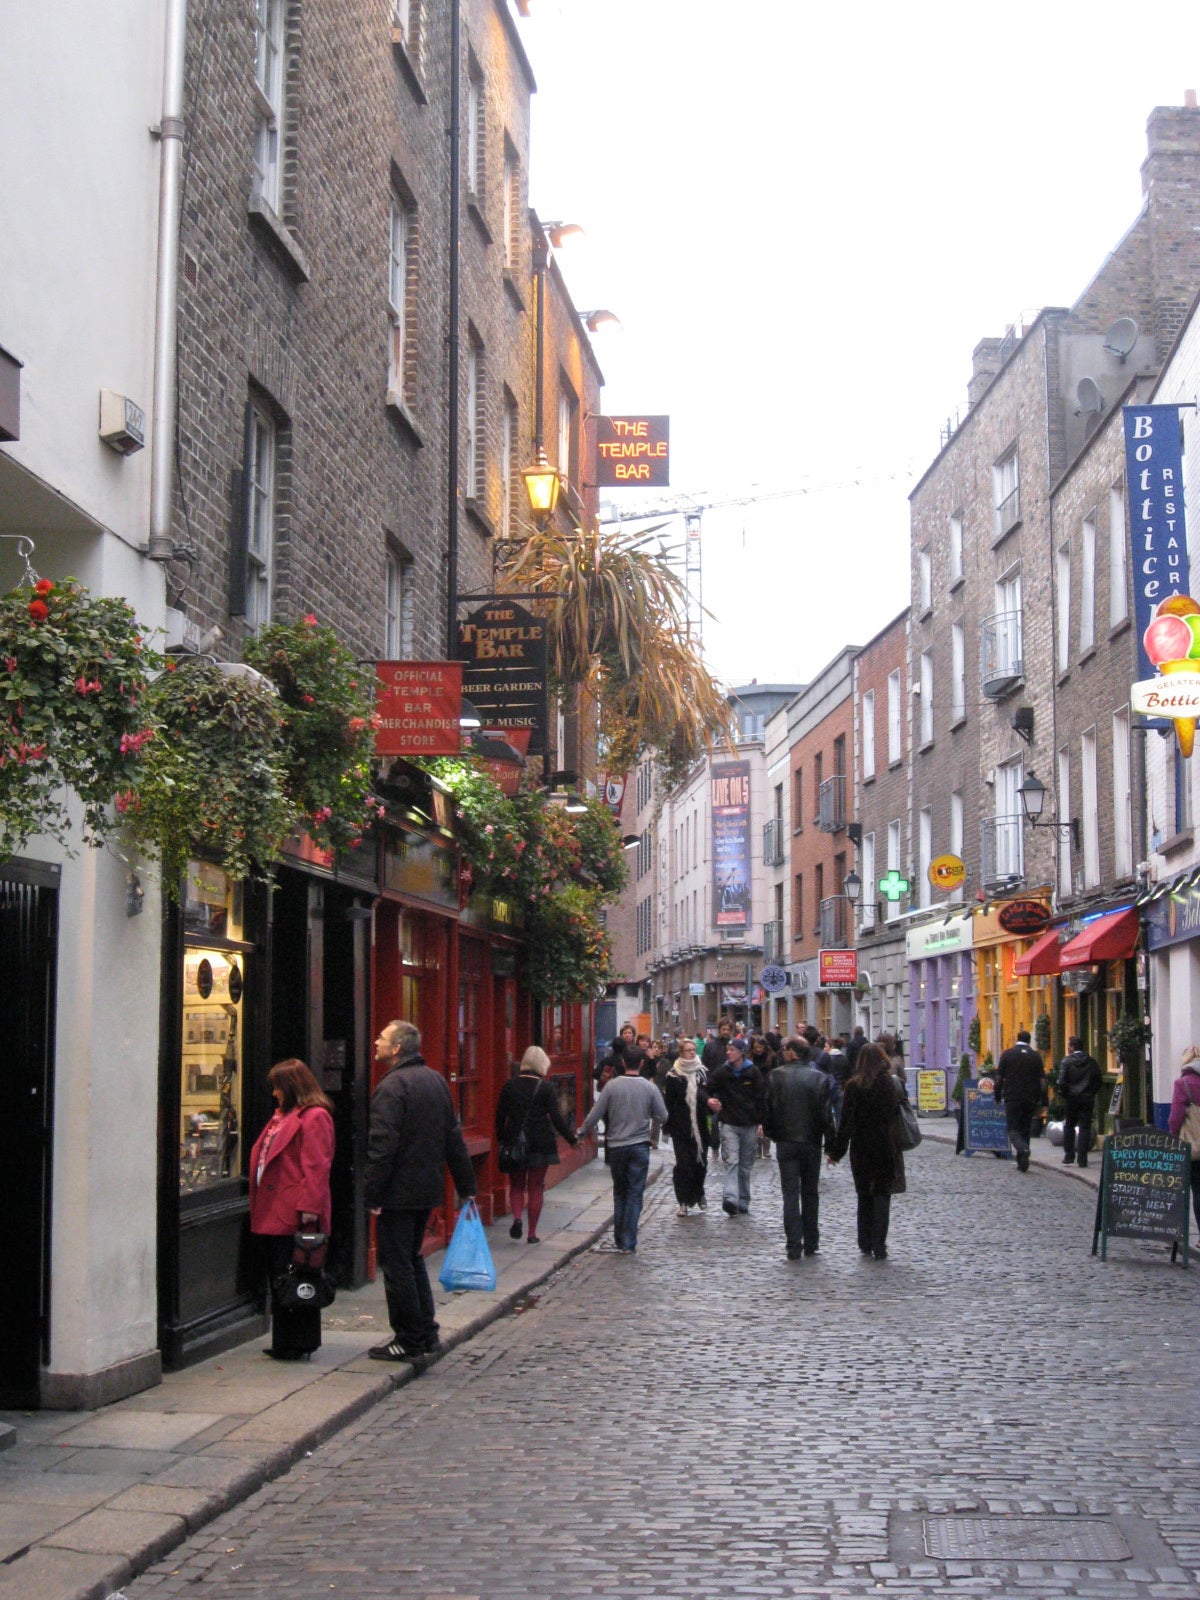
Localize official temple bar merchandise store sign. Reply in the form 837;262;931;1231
375;661;462;757
594;415;669;487
1093;1130;1190;1265
456;600;547;758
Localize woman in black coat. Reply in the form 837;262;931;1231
496;1045;576;1244
827;1042;906;1260
662;1037;712;1214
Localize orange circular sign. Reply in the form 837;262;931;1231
929;853;966;891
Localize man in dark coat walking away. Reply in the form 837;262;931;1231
1057;1036;1103;1167
365;1020;476;1362
763;1038;835;1258
993;1029;1047;1172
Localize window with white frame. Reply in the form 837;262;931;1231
393;0;422;69
993;446;1020;538
500;392;517;542
1112;708;1132;878
949;512;964;584
919;546;932;614
861;688;875;780
245;400;276;631
1081;727;1099;889
861;831;876;930
887;669;902;763
951;622;965;722
557;379;578;487
384;543;413;658
1057;745;1072;900
466;55;485;199
1080;515;1096;652
995;760;1024;880
886;819;901;923
502;141;519;270
1056;542;1071;675
388;193;413;402
466;332;484;500
918;806;932;908
253;0;286;212
919;649;933;745
950;790;963;859
1109;482;1128;626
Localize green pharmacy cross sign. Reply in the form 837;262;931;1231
878;869;910;903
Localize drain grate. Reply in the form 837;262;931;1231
923;1516;1132;1562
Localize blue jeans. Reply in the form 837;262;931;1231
720;1123;758;1210
609;1142;651;1250
775;1140;822;1252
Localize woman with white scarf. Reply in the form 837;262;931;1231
663;1037;712;1216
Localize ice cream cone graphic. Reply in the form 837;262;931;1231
1143;595;1200;758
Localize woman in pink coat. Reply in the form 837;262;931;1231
248;1059;335;1361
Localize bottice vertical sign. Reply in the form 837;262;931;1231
455;599;547;758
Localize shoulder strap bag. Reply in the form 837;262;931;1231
1179;1078;1200;1159
896;1093;922;1152
500;1079;542;1169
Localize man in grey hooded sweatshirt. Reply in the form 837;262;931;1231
578;1054;667;1253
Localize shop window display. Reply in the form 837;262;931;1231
179;863;249;1194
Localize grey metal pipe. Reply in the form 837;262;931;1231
147;0;188;560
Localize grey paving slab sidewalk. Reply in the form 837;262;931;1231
0;1121;1101;1600
0;1152;631;1600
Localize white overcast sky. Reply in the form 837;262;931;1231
519;1;1200;689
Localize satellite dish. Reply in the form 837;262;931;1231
1075;377;1103;416
1103;316;1139;361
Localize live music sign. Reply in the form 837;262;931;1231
595;415;669;487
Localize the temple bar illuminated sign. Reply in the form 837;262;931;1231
595;415;669;487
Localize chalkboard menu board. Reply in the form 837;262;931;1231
963;1084;1009;1153
1093;1130;1190;1265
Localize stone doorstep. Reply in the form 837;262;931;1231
0;1426;12;1453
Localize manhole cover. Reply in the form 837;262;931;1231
923;1516;1132;1562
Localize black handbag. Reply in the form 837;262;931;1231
273;1229;336;1311
499;1082;541;1170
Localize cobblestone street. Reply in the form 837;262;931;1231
128;1141;1200;1599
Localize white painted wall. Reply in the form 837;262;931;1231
0;6;168;1394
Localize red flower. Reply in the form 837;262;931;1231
34;579;54;596
303;613;318;626
28;600;49;623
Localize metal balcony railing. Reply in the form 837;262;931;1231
980;610;1023;698
818;895;852;949
995;484;1021;537
817;772;845;832
981;814;1024;891
762;817;785;866
763;919;784;963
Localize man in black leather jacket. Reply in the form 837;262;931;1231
1056;1036;1103;1167
365;1019;476;1362
762;1037;835;1259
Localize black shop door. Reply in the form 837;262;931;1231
0;859;59;1406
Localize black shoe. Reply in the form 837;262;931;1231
786;1245;803;1260
368;1339;424;1362
263;1348;310;1362
1076;1157;1088;1168
1016;1150;1030;1172
722;1199;738;1216
803;1246;819;1257
737;1206;750;1214
872;1247;888;1260
527;1234;541;1244
1062;1153;1075;1164
509;1218;523;1239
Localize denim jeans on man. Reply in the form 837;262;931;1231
609;1141;651;1250
775;1139;822;1253
720;1122;758;1211
376;1207;437;1350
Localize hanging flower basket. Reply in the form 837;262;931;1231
242;615;382;853
119;659;294;893
523;883;614;1004
418;759;525;897
0;577;158;856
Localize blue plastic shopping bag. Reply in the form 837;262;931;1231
437;1199;497;1292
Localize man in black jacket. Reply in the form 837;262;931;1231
994;1029;1047;1172
1057;1035;1104;1167
365;1020;476;1362
706;1040;766;1216
763;1038;835;1258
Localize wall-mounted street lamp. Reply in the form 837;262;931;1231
1017;769;1080;850
522;455;562;524
843;870;862;905
621;834;640;851
459;696;482;731
579;309;621;334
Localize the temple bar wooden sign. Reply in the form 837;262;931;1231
595;415;669;486
455;599;548;758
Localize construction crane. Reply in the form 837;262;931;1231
599;467;915;650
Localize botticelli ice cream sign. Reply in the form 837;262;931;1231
1124;404;1193;755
